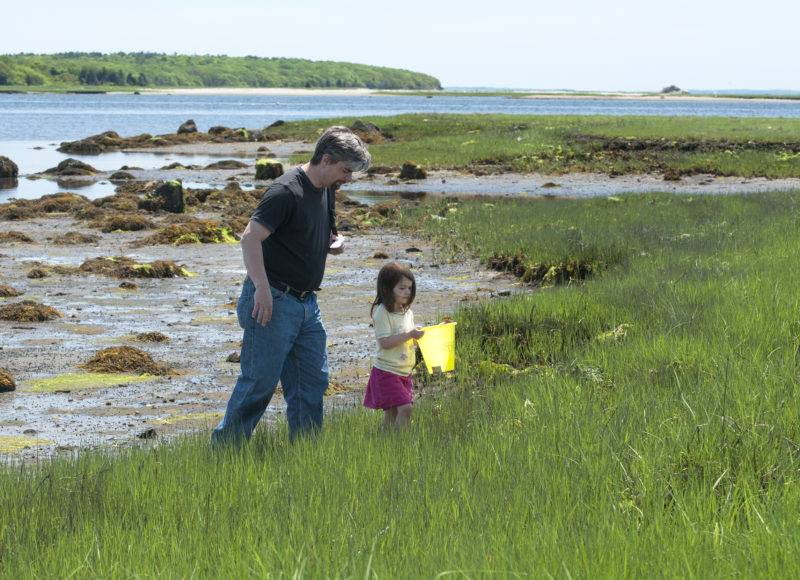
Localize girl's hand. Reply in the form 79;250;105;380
409;326;425;340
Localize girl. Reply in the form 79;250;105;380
363;262;425;429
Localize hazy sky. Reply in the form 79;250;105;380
3;0;798;91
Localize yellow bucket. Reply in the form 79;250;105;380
417;322;457;374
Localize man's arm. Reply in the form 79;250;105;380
240;219;273;325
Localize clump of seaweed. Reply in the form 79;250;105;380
79;346;174;375
27;267;47;279
119;281;138;290
115;260;189;279
0;284;22;297
0;300;63;322
78;256;189;278
92;214;155;233
79;256;136;275
138;219;239;245
0;201;36;221
134;331;169;343
0;231;34;243
0;368;15;392
33;192;92;214
50;232;101;245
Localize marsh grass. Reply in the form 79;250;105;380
3;191;800;577
272;113;800;178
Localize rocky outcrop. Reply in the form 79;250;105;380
177;119;198;134
255;158;284;180
0;156;19;179
138;180;186;213
58;126;269;154
43;158;98;176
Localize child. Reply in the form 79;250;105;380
363;262;425;429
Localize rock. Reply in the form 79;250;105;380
0;368;15;392
204;160;248;170
226;352;240;363
137;428;157;439
177;119;198;134
57;131;122;154
138;180;186;213
110;171;135;180
350;120;386;144
43;158;98;176
0;156;19;179
400;161;427;180
255;158;284;180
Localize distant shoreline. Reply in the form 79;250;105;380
3;87;798;103
131;87;800;103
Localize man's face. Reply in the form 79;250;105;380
323;157;354;189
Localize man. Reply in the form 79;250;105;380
213;126;370;443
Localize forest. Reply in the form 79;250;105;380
0;52;442;90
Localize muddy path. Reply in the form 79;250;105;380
0;211;518;460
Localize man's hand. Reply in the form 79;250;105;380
252;285;273;325
329;234;346;255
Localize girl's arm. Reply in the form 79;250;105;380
378;327;424;349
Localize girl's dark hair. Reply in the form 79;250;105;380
371;261;416;316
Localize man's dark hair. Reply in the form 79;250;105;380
310;126;371;171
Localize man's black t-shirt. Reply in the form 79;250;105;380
250;166;331;292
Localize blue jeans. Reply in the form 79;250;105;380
212;278;329;443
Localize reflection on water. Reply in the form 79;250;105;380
0;178;18;190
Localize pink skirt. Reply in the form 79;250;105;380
363;366;413;410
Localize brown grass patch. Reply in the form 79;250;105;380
79;346;174;375
0;300;63;322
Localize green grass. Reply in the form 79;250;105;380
3;190;800;577
269;113;800;178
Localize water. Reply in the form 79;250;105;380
3;92;800;201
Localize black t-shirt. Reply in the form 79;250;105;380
250;166;331;292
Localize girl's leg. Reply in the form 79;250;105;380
382;407;398;430
394;404;412;428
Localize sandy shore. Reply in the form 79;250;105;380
129;87;800;103
135;87;382;97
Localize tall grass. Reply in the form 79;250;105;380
3;191;800;577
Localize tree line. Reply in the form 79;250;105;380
0;52;442;90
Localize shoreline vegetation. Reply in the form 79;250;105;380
3;111;800;575
0;52;442;91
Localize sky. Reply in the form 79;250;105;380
2;0;799;92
